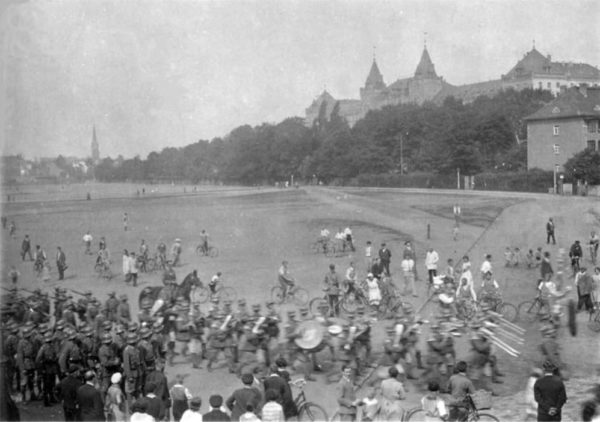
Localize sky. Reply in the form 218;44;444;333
1;0;599;159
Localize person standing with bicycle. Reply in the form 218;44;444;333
278;261;295;300
324;264;341;317
200;229;210;255
447;361;476;422
570;240;583;277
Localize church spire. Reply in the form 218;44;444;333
414;45;438;79
91;125;100;162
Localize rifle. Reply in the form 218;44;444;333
68;288;88;297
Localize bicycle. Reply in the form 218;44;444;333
405;392;499;421
94;260;113;280
194;279;236;303
310;238;335;256
33;260;46;277
517;294;551;323
290;378;329;421
196;244;219;258
271;284;309;307
479;296;518;323
308;293;332;317
589;298;600;332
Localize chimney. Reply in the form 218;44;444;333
580;83;588;97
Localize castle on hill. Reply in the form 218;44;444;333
305;45;600;127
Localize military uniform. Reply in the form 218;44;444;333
117;295;132;326
35;332;59;406
58;331;83;376
17;328;37;401
123;333;142;403
105;292;120;322
98;333;120;392
4;323;20;393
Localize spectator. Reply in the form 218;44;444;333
130;401;155;422
263;364;295;418
136;382;165;421
425;247;439;287
129;252;139;286
123;250;131;283
239;404;261;422
261;389;284;422
170;374;193;422
203;394;230;422
106;372;126;422
226;373;262;421
56;365;82;421
144;359;170;416
541;252;554;281
534;360;567;421
181;397;203;422
378;243;392;276
76;370;104;421
546;218;556;245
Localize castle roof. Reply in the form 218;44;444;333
525;86;600;121
414;47;438;79
504;47;600;80
364;59;386;89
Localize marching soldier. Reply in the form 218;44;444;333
86;298;101;326
79;325;97;370
35;331;59;406
76;290;93;322
469;322;503;384
138;298;154;326
117;295;132;326
61;299;77;328
123;332;142;405
54;288;67;320
151;321;167;362
539;324;566;379
4;322;20;393
17;326;37;401
137;326;155;385
206;312;235;373
188;315;204;369
112;325;127;363
264;301;281;366
98;332;120;392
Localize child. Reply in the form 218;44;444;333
8;266;19;285
360;387;379;422
512;247;522;267
534;247;543;268
504;247;513;267
421;381;448;421
169;374;192;422
526;249;535;269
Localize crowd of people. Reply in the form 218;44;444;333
1;212;600;422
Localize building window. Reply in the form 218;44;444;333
553;125;560;136
556;82;560;88
588;120;598;133
587;140;597;150
538;82;543;89
547;82;551;89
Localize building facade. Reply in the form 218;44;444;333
525;86;600;171
306;46;600;127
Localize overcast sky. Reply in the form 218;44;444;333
1;0;599;159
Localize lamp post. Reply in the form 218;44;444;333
553;144;560;194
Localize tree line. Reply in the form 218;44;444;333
93;88;561;186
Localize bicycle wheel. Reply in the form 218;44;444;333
298;402;328;422
340;293;361;313
271;286;285;304
291;287;309;307
146;258;156;272
329;411;341;421
209;247;219;258
325;243;336;257
588;317;600;332
217;286;236;302
195;245;203;256
518;300;541;323
196;287;210;304
309;297;329;316
498;302;518;322
470;412;500;421
405;407;427;421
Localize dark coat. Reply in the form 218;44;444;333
203;408;231;422
57;375;83;410
136;395;164;421
76;383;104;421
534;374;567;421
226;386;262;421
264;374;297;418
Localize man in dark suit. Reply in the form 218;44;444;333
144;360;171;417
378;243;392;276
203;395;230;422
134;381;165;421
226;373;262;421
534;360;567;421
56;365;83;421
76;370;104;421
264;364;296;419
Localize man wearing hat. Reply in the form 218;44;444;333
59;328;83;376
56;365;83;421
123;332;142;405
151;321;167;362
17;327;37;401
469;322;503;384
35;331;59;406
534;360;567;421
323;264;341;317
138;327;155;384
204;394;230;421
105;292;119;322
98;332;120;393
226;373;262;421
118;294;132;326
4;322;20;394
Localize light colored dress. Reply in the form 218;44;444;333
366;278;382;304
106;384;126;422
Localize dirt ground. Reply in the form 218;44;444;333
1;184;599;421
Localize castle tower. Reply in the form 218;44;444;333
360;58;388;106
91;125;100;162
414;46;438;79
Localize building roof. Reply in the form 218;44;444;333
414;47;438;79
525;86;600;121
504;47;600;80
434;79;503;104
364;59;386;89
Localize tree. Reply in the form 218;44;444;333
563;150;600;185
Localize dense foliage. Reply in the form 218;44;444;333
94;89;555;186
563;149;600;185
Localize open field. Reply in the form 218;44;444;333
1;183;599;421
